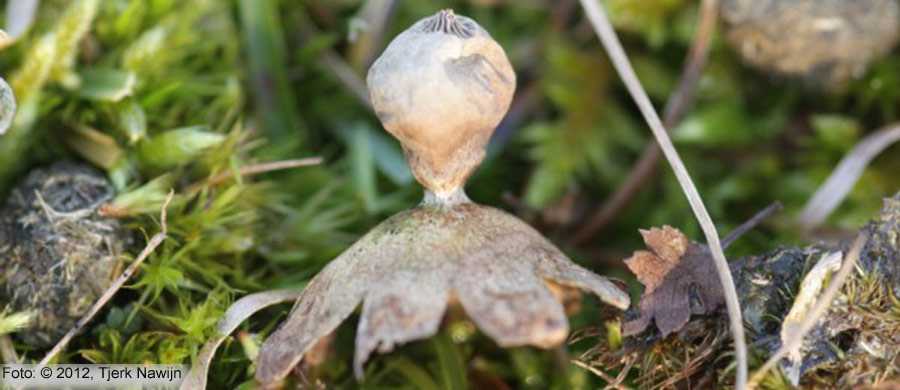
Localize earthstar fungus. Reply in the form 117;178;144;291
255;10;629;383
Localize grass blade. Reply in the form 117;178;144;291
238;0;305;140
799;123;900;229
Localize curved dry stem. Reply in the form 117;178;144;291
347;0;399;70
572;359;632;390
4;0;40;41
185;157;324;192
577;1;748;388
746;235;866;389
0;77;15;135
721;201;782;248
180;289;304;390
798;124;900;229
572;0;719;243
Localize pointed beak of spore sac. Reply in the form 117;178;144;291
420;9;475;38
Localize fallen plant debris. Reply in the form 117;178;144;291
186;157;324;192
579;192;900;389
254;9;629;385
180;289;303;390
778;251;842;384
622;202;782;338
750;235;866;389
622;226;725;337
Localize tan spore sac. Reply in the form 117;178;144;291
367;10;516;193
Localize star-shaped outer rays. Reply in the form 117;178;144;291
255;202;629;384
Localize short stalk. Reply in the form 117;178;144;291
423;188;471;207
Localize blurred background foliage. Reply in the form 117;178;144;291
0;0;898;388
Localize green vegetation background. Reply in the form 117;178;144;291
1;0;898;388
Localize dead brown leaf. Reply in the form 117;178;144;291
622;226;725;337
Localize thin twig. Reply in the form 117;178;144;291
187;157;323;192
571;359;632;390
36;190;174;367
576;1;748;389
798;123;900;229
722;201;783;248
572;0;719;243
746;234;867;389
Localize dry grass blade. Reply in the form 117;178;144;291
572;359;632;390
747;234;867;389
0;77;14;135
799;124;900;229
180;289;304;390
722;201;782;248
576;1;748;388
186;157;323;192
4;0;40;40
35;190;174;368
572;0;719;243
